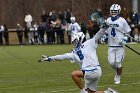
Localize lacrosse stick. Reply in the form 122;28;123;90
125;44;140;55
112;37;140;55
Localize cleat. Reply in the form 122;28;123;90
108;87;118;93
114;81;120;84
114;74;117;82
80;88;88;93
105;87;118;93
114;75;120;84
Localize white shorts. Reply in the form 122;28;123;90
84;68;102;91
108;47;125;63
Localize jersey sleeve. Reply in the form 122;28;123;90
50;53;75;61
76;23;81;31
123;19;131;33
94;28;106;40
0;26;4;32
84;28;106;48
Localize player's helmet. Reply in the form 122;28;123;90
71;32;85;46
70;17;76;23
110;4;121;17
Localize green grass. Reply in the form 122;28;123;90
0;44;139;93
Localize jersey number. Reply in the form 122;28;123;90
76;50;84;60
111;28;116;37
72;27;75;31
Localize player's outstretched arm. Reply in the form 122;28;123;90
38;53;74;63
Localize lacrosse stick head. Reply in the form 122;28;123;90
90;12;106;27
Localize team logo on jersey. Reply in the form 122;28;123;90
110;24;119;27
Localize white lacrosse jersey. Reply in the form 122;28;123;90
50;29;105;71
0;25;4;32
68;22;81;36
106;17;131;46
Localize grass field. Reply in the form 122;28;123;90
0;44;140;93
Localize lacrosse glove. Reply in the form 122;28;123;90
101;21;109;30
120;36;128;45
38;55;52;62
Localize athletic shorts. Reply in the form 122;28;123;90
108;47;125;63
84;68;102;91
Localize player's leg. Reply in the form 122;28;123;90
84;68;103;93
108;47;116;71
108;47;117;78
115;47;125;84
108;47;118;82
71;70;85;92
115;62;122;84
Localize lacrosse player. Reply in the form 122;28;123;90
105;4;131;84
68;17;82;42
38;27;108;93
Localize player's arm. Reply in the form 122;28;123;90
76;23;81;32
38;53;74;62
84;28;107;49
94;28;107;41
123;18;131;33
117;19;131;44
68;24;71;31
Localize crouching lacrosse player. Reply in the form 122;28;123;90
38;27;109;93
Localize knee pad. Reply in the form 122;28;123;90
115;62;122;68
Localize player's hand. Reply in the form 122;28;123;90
38;59;43;62
102;23;109;30
37;55;51;62
100;20;109;30
120;36;128;45
101;35;107;43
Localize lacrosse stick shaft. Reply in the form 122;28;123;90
112;37;140;55
125;44;140;55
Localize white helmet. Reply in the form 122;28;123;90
110;4;121;17
71;32;85;43
70;17;76;23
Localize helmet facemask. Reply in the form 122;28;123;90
110;10;119;17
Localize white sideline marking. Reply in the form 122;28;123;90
42;82;140;93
